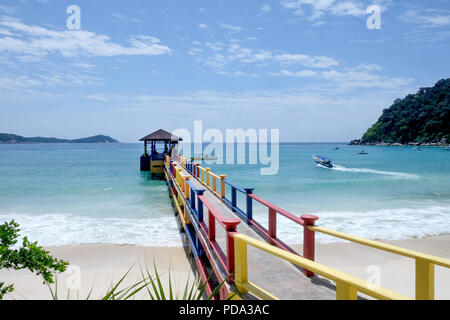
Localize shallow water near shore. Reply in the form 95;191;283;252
0;143;449;246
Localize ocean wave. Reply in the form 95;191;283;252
253;205;450;244
2;205;449;247
329;165;419;180
0;212;183;247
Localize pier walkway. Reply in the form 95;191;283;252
162;153;450;300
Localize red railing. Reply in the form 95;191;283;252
198;194;240;275
249;193;318;276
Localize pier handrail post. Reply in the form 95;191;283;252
416;259;435;300
172;163;177;177
190;188;196;211
177;168;183;191
197;189;205;221
231;187;237;212
226;230;238;277
219;175;227;199
301;214;319;277
234;236;249;294
200;167;205;184
205;168;211;188
208;210;215;241
213;175;217;193
268;208;277;245
195;164;200;178
183;176;190;199
244;188;254;225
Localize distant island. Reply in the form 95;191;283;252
0;133;119;144
350;78;449;146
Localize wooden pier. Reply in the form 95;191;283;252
140;130;450;300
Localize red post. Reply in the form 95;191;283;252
172;163;177;177
268;208;277;245
301;214;319;277
195;164;200;178
208;211;215;241
226;231;238;277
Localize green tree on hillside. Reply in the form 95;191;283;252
360;79;450;145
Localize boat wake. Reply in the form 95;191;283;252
326;164;419;180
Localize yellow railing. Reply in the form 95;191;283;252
176;156;227;199
168;160;192;228
310;226;450;300
233;233;411;300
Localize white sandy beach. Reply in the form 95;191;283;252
2;245;198;300
313;235;450;300
2;235;449;300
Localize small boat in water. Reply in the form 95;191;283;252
358;150;368;155
191;154;218;161
313;155;333;168
334;147;340;150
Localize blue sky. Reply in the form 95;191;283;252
0;0;449;142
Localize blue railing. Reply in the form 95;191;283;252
178;157;255;226
222;180;254;225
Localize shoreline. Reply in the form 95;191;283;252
348;141;449;147
2;234;449;300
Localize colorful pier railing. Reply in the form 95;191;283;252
163;153;450;300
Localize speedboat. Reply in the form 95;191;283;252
358;150;368;155
313;155;333;168
191;154;218;160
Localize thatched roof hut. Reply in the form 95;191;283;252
139;129;182;142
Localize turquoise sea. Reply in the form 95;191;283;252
0;143;449;246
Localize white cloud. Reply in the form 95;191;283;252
320;69;413;89
216;70;261;78
0;17;171;58
197;41;339;71
112;13;142;24
270;65;413;90
400;10;450;27
274;53;339;68
83;94;109;102
72;62;96;69
198;23;208;29
281;0;371;22
0;5;18;15
261;4;272;13
220;24;243;32
270;69;318;77
0;74;41;90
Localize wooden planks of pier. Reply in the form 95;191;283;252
166;157;336;300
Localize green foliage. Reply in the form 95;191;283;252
47;262;235;300
0;220;69;299
360;78;450;144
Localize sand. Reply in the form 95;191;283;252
2;235;449;300
311;234;450;300
1;245;198;300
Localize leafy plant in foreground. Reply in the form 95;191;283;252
0;220;69;299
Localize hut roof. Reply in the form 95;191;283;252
139;129;182;142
